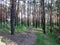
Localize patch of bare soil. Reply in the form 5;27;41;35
0;29;36;45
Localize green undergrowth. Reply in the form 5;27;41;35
35;31;59;45
35;23;60;45
15;25;27;32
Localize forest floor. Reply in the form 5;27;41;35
0;28;37;45
0;27;60;45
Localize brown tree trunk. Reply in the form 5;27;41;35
41;0;46;34
50;0;53;33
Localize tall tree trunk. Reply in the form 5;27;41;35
33;0;37;28
15;0;19;26
58;11;60;39
57;8;59;26
41;0;46;34
50;0;53;33
27;1;29;27
0;4;2;28
10;0;15;35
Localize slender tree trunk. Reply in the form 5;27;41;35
15;0;19;26
27;1;29;27
57;8;59;26
33;0;37;27
58;11;60;39
33;0;36;27
0;4;2;28
41;0;46;34
50;0;53;33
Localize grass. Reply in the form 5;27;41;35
35;31;60;45
35;23;60;45
15;25;27;32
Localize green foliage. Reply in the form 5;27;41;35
35;29;59;45
35;22;59;45
15;25;27;32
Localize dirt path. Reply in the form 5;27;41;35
0;29;36;45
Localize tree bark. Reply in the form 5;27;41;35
41;0;46;34
50;0;53;33
10;0;15;35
